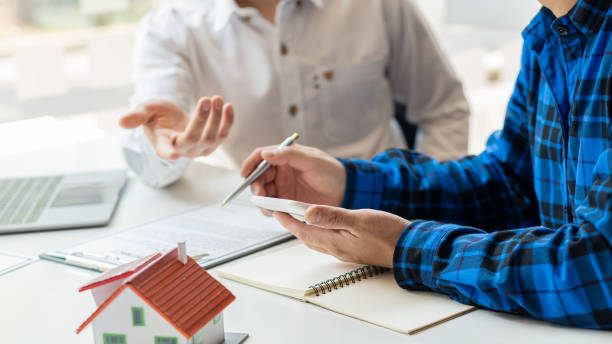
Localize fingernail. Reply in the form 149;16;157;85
216;100;223;110
202;101;211;112
309;210;321;225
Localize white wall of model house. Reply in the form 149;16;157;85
91;287;224;344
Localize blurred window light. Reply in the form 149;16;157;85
446;0;541;31
16;41;67;100
80;0;130;16
0;0;155;123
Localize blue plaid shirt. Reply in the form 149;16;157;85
341;0;612;329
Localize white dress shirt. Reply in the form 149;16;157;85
122;0;469;188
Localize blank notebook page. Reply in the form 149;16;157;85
216;244;475;334
217;244;362;298
307;273;473;333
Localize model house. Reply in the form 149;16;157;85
76;243;239;344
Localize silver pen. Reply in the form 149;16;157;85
221;132;299;206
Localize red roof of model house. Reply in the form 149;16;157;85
76;247;235;338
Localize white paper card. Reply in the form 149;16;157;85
0;251;36;276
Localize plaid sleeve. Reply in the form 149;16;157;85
394;148;612;328
340;146;539;231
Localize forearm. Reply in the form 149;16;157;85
340;147;539;230
121;127;190;188
393;220;612;329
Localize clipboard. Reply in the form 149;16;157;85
40;201;294;272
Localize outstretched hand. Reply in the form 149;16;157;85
119;96;234;160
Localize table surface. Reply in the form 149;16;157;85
0;119;610;344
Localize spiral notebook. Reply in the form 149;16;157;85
216;244;475;334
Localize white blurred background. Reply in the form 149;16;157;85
0;0;541;155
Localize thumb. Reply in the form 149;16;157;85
261;145;317;170
119;110;153;129
305;205;357;230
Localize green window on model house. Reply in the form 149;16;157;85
213;315;222;325
103;333;126;344
132;307;145;326
154;336;178;344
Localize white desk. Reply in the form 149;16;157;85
0;120;609;344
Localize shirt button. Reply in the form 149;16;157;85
289;105;298;117
557;25;569;36
280;43;288;56
296;0;302;7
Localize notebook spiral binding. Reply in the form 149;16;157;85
308;265;389;296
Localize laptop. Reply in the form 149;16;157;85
0;170;127;234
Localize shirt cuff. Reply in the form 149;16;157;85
121;127;191;188
339;158;386;210
392;220;450;289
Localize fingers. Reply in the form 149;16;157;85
240;147;273;177
250;177;277;199
260;208;274;217
241;145;320;178
119;110;152;129
201;96;225;144
261;145;320;171
264;183;277;197
248;166;276;193
274;212;335;252
119;100;184;129
217;103;234;141
250;181;265;196
304;205;358;232
178;97;211;143
167;96;234;157
154;134;179;160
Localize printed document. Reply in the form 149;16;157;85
41;202;292;271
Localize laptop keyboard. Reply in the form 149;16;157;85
0;176;62;226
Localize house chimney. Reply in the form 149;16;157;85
177;242;187;264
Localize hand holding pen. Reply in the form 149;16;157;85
237;144;347;215
222;133;300;206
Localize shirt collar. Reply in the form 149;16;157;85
523;0;608;40
213;0;324;29
567;0;609;35
211;1;239;31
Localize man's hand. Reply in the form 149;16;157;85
275;206;410;268
119;96;234;160
240;145;346;212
